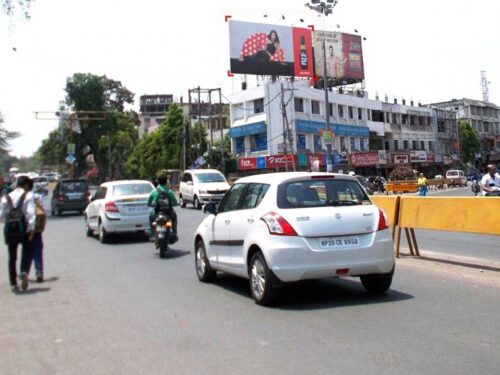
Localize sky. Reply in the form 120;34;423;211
0;0;499;157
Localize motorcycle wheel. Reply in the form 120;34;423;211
159;240;168;258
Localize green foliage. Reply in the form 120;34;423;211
125;103;185;179
458;120;480;165
0;112;20;155
36;128;69;168
2;0;32;19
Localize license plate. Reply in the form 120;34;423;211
127;206;148;213
319;236;360;249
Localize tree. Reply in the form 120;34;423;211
458;120;480;165
2;0;33;19
36;128;69;169
0;111;20;155
63;73;137;181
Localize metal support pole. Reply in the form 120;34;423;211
197;86;202;158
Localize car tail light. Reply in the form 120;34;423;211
56;193;65;201
377;208;388;231
105;202;119;213
85;190;91;201
261;212;297;236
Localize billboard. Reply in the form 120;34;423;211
313;31;364;86
229;20;313;77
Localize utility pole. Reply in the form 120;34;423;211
197;86;202;159
280;83;289;172
208;89;214;166
218;88;225;174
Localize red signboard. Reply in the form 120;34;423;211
238;157;257;170
350;152;379;167
308;154;325;167
266;154;297;168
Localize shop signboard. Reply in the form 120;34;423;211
266;154;297;168
238;157;257;170
392;153;410;164
350;152;379;167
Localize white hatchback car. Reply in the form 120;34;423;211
84;180;155;243
194;172;395;305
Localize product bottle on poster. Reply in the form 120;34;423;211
300;36;308;69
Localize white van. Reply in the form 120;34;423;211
445;170;467;186
179;169;230;209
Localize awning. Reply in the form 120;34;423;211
229;121;266;138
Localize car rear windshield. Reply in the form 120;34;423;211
195;173;226;183
33;177;47;183
277;179;371;209
61;180;87;193
112;183;153;197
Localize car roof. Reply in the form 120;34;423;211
100;180;153;188
184;169;223;175
234;172;357;185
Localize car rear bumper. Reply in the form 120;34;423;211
262;230;395;282
55;201;88;211
102;214;150;233
198;194;225;204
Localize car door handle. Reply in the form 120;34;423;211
247;217;254;223
225;220;230;225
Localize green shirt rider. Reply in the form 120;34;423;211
147;174;178;235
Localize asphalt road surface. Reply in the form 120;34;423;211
1;195;499;375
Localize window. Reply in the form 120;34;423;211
358;108;363;120
61;180;87;193
94;187;107;200
195;173;226;183
296;134;306;151
393;140;399;150
338;104;344;118
403;140;409;149
295;97;304;112
328;103;333;116
340;137;346;151
254;99;264;114
348;106;354;119
235;137;245;154
250;133;267;152
360;138;365;151
428;141;434;152
183;173;192;183
240;184;270;210
314;135;322;152
350;137;356;150
218;184;247;213
385;141;390;151
392;113;397;124
412;140;418;150
113;183;153;197
311;100;320;114
367;109;372;121
277;179;370;209
420;141;425;150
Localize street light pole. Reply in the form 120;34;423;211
306;0;338;172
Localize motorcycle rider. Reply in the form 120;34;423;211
480;164;500;196
147;174;178;239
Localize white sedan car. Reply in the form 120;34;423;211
194;172;395;305
84;180;155;243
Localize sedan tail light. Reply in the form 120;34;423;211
261;212;297;236
377;208;388;231
105;201;119;213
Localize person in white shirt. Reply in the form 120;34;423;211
480;164;500;196
0;176;36;291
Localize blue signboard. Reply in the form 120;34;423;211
230;121;266;138
295;120;369;137
235;137;245;154
256;157;266;169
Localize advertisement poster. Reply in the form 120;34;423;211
410;150;427;163
313;31;364;86
238;157;257;170
266;154;297;168
392;153;410;164
350;152;379;167
229;20;313;77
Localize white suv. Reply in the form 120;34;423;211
179;169;230;209
445;169;467;187
193;172;395;305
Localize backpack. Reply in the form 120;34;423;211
4;192;27;244
155;188;172;214
34;199;47;233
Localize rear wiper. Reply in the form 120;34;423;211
327;199;360;206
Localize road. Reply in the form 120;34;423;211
1;196;499;375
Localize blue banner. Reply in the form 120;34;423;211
295;120;369;137
230;121;266;138
256;157;266;169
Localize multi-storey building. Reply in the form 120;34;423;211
431;98;500;165
138;94;174;136
228;81;443;176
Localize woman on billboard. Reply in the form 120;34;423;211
239;30;285;64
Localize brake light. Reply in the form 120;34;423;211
56;193;65;201
377;208;388;231
166;221;172;228
261;212;297;236
105;202;119;213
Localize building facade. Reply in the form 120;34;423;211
229;81;448;176
138;94;174;136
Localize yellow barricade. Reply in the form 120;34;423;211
386;183;419;193
394;196;500;257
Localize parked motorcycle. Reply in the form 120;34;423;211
153;213;176;258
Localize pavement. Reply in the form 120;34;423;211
0;190;499;374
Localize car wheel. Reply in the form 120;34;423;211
360;273;393;295
249;252;278;306
195;240;216;282
194;196;202;210
85;216;93;237
98;221;110;244
179;194;187;208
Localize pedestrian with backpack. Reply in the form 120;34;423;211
0;176;36;291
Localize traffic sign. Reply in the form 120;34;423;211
65;154;76;165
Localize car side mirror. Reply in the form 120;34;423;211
186;181;193;186
204;202;217;215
